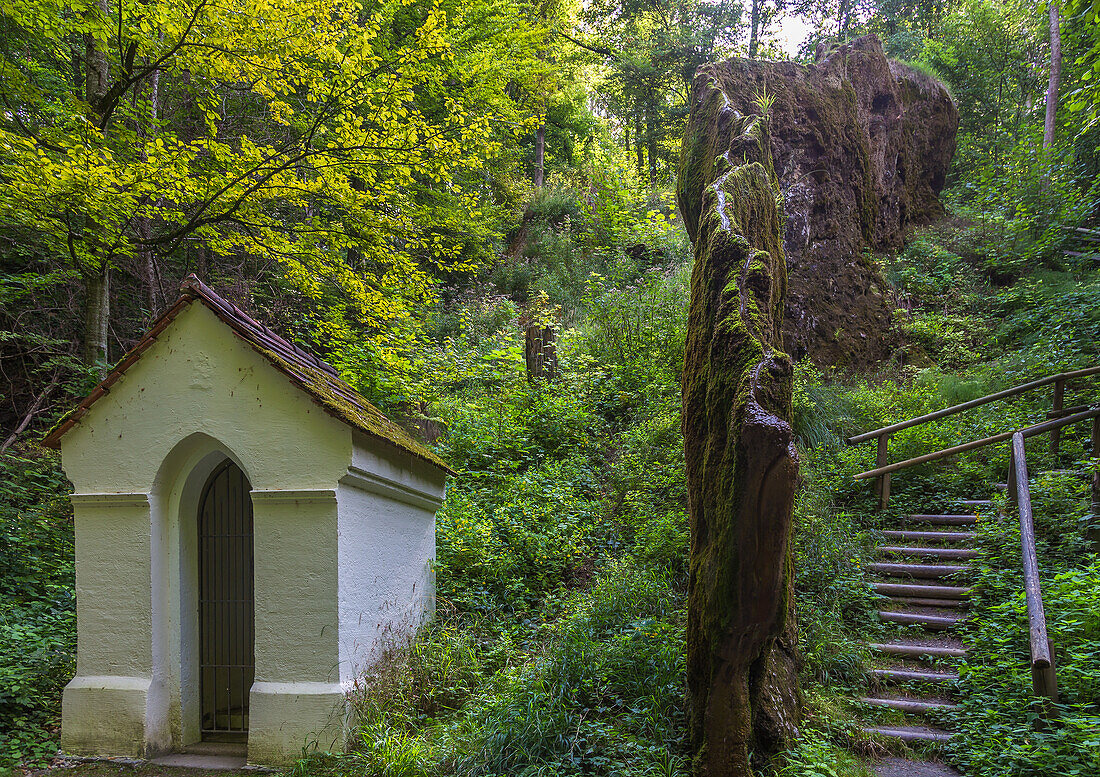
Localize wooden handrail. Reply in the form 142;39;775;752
1009;433;1059;704
847;365;1100;445
854;406;1100;481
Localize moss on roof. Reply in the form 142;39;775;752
251;343;451;472
44;276;452;475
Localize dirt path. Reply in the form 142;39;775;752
874;756;962;777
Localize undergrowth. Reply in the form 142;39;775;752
3;179;1099;777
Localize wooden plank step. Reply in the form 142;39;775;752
878;545;978;560
890;596;968;608
907;514;977;525
883;529;975;543
868;668;959;684
956;499;992;506
866;562;970;579
861;725;953;743
878;611;963;630
873;582;970;599
869;642;966;659
861;696;957;713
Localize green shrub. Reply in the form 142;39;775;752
947;467;1100;776
772;728;873;777
0;451;74;769
446;561;685;777
580;263;690;394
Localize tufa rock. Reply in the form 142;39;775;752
678;34;958;368
680;103;800;776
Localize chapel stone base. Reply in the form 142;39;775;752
61;676;158;758
60;676;349;766
247;682;349;765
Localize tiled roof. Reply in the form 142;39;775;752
43;275;451;473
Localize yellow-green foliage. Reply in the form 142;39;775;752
0;0;545;359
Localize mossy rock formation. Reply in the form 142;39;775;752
678;34;958;368
680;94;801;775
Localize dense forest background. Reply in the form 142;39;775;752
2;0;1100;774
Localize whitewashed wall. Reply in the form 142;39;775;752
56;303;446;766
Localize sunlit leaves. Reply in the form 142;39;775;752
0;0;544;354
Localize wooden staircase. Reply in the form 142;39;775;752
844;366;1100;749
857;501;987;744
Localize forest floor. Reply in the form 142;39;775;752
23;755;960;777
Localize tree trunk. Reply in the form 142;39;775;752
1044;0;1062;151
83;264;110;374
635;111;645;180
749;0;761;58
534;118;546;188
678;89;800;777
646;102;658;188
524;324;558;381
141;66;163;320
81;0;111;376
84;0;109;112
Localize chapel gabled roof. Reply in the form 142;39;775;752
43;275;452;473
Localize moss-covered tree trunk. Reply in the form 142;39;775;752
677;74;801;777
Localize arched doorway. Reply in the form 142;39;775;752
198;460;254;741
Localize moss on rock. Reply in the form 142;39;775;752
679;93;801;777
679;34;958;370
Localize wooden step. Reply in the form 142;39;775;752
878;611;963;630
873;582;970;599
907;514;977;526
878;545;978;560
861;696;957;714
861;725;953;743
866;562;970;579
869;641;966;659
889;596;968;608
883;529;976;543
956;499;991;507
868;668;959;684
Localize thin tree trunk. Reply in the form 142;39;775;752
140;66;163;319
635;110;645;180
524;324;558;381
82;265;110;374
646;102;657;188
1044;0;1062;151
81;0;111;375
838;0;851;39
84;0;109;111
1;373;61;453
534;117;546;188
749;0;761;58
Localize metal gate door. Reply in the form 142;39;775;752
198;460;254;740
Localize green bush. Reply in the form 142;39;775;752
950;519;1100;776
772;728;873;777
0;451;74;768
580;264;690;394
445;561;685;777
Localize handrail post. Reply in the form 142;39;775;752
1050;378;1066;456
1012;432;1059;713
1032;637;1059;716
1007;450;1018;507
876;434;891;511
